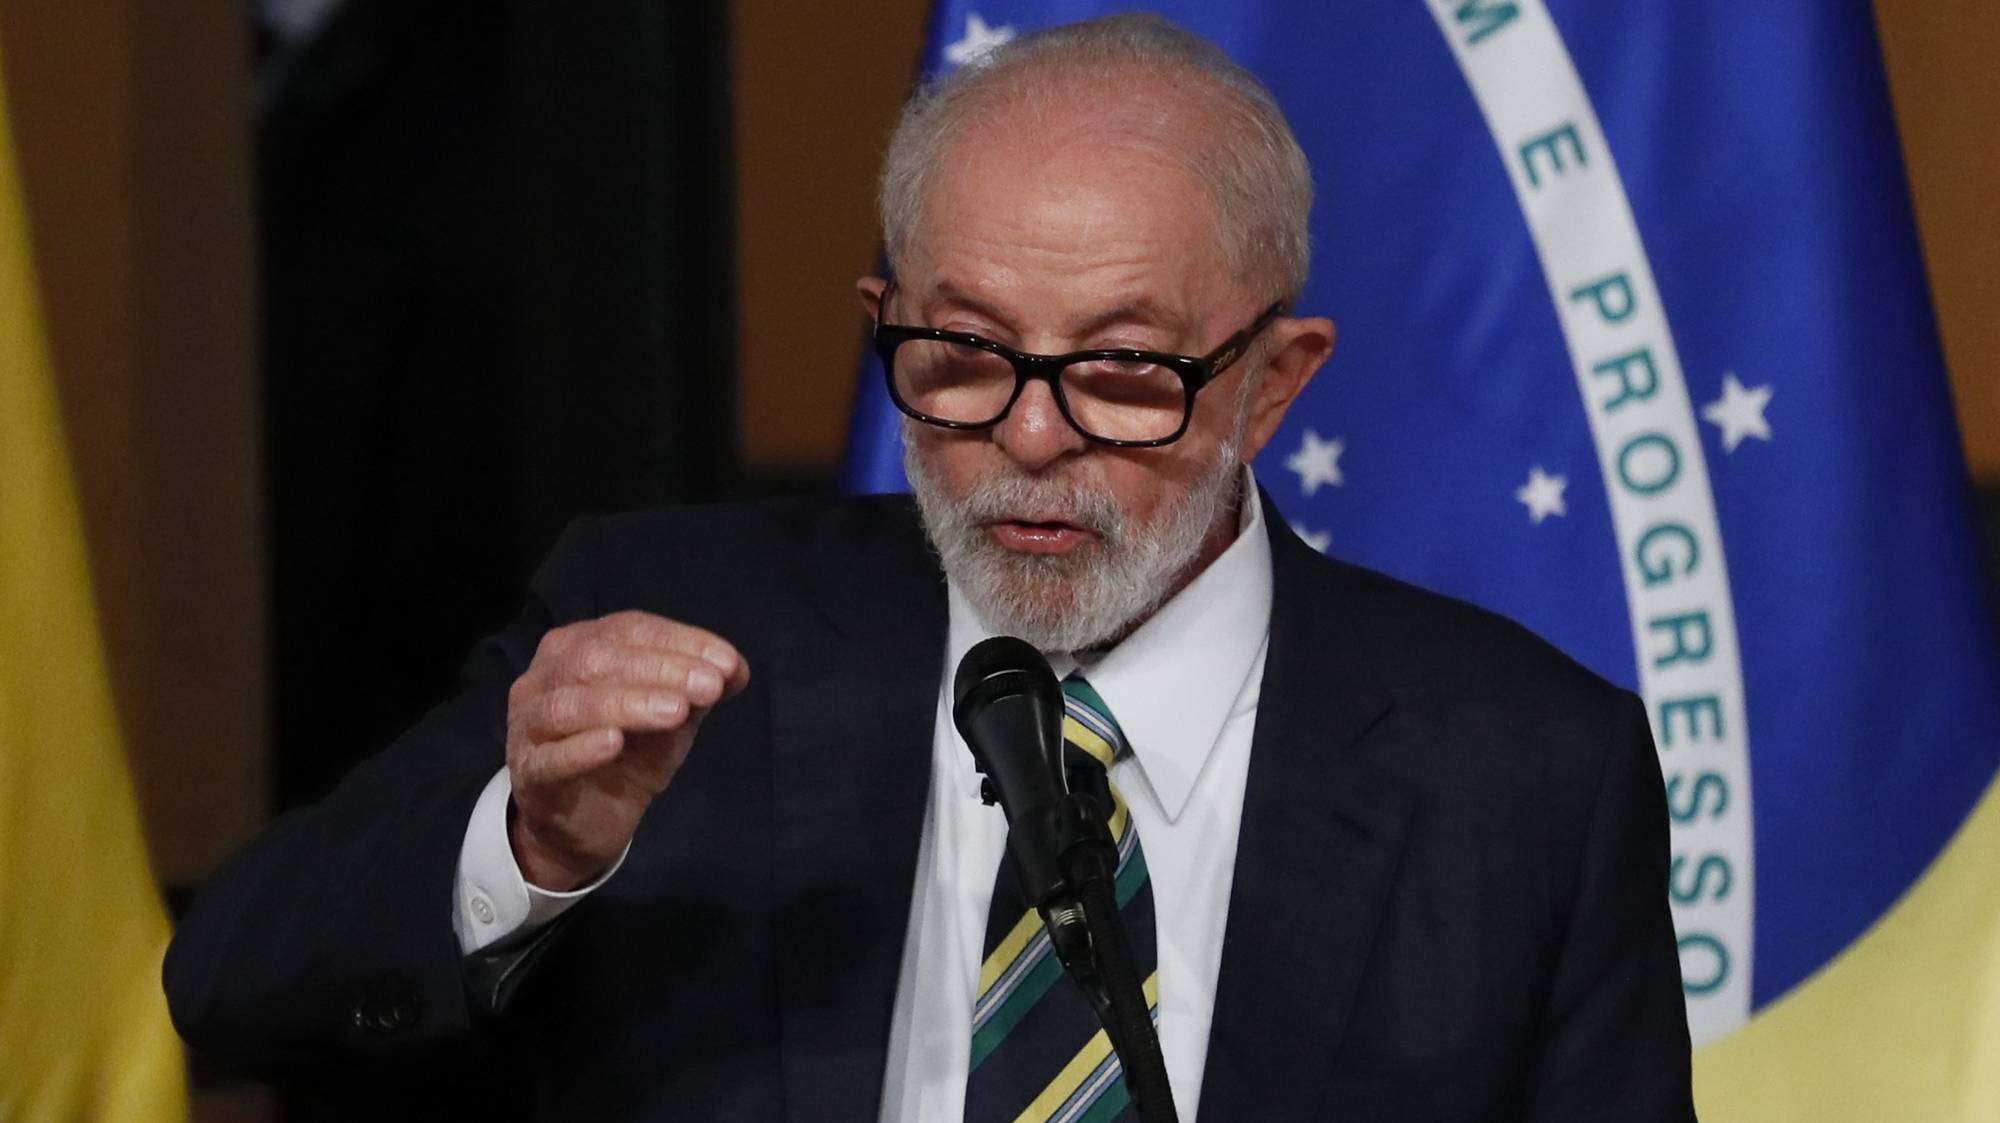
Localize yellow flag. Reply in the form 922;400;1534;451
1693;776;2000;1121
0;36;191;1123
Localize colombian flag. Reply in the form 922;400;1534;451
0;33;191;1122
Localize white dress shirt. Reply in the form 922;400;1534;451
454;471;1276;1122
454;767;622;953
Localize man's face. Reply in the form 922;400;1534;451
861;96;1331;649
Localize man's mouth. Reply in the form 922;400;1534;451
987;518;1095;555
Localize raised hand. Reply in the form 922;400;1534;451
504;610;750;890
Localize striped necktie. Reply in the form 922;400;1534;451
966;673;1159;1123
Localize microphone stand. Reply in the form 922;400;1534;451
1031;796;1179;1123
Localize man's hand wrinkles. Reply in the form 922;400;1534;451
504;610;750;891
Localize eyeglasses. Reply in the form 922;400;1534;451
873;283;1285;448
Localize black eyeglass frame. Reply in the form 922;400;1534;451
872;284;1287;448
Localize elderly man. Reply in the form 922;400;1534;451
166;14;1694;1121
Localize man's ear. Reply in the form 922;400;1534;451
1240;316;1335;462
855;276;889;320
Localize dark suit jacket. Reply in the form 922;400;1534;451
165;492;1694;1120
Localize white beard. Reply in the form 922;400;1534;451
904;424;1245;652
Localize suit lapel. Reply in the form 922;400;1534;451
766;498;946;1122
1197;494;1416;1117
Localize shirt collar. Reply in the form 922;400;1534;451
944;467;1275;822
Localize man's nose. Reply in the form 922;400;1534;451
993;378;1087;471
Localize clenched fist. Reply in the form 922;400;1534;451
505;610;750;891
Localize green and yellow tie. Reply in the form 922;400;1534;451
965;673;1159;1123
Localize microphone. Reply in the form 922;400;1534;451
952;636;1072;907
952;636;1181;1123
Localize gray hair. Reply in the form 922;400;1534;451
878;13;1315;303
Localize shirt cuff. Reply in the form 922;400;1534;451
453;766;629;954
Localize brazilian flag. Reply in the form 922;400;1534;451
845;4;2000;1118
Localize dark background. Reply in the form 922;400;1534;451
252;5;736;1114
257;0;736;809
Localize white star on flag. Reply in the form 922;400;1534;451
944;13;1015;68
1291;522;1332;554
1702;372;1774;453
1285;429;1344;497
1516;466;1568;525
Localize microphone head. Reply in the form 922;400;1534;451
952;636;1066;827
952;635;1055;715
